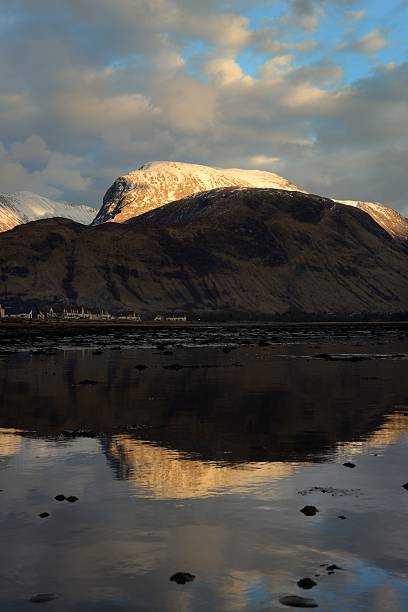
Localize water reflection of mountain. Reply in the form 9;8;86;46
1;347;408;465
102;436;296;499
102;411;408;499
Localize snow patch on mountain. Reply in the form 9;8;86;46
0;191;97;233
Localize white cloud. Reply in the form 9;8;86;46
248;155;282;167
204;58;252;86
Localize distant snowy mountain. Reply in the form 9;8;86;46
0;191;96;233
93;161;302;224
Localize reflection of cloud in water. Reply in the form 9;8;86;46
105;436;297;499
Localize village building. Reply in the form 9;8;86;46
165;314;187;322
99;310;112;320
10;310;33;320
0;304;5;318
34;305;45;320
117;312;142;321
61;307;112;320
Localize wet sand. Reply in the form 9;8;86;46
0;324;408;610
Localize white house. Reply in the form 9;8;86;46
117;312;141;321
165;314;187;322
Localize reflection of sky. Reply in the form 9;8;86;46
0;423;408;610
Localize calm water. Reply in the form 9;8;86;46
1;325;408;610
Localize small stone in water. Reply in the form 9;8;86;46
279;595;318;608
66;496;79;503
170;572;195;585
301;505;319;516
30;593;59;603
39;512;50;518
402;483;408;491
55;494;65;501
343;462;356;468
297;578;317;590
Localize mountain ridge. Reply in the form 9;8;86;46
94;161;408;241
1;187;408;317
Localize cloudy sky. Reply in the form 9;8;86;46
0;0;407;211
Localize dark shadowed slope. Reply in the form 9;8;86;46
1;188;408;316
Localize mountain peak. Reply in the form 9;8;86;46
94;161;301;225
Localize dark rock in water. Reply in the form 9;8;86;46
30;593;59;603
77;379;99;385
55;494;65;501
301;505;319;516
326;564;342;572
338;515;347;520
297;578;317;590
170;572;196;585
297;486;361;497
134;364;148;370
343;462;356;468
222;347;232;353
313;353;332;360
60;429;98;439
402;483;408;491
163;351;174;355
66;496;79;503
279;595;318;608
39;512;50;518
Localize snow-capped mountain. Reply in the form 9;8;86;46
3;187;408;316
0;191;97;233
93;161;408;240
93;161;302;225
